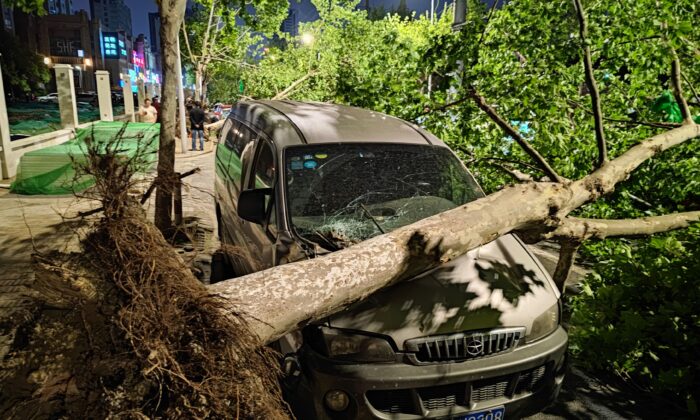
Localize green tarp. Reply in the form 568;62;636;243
10;122;160;195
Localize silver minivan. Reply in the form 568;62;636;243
214;100;567;420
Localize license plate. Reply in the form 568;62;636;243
456;406;505;420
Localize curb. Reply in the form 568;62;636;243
177;148;215;160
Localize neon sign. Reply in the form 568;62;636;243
132;51;145;67
103;33;119;58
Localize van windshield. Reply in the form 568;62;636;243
284;144;483;250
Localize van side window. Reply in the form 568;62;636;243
223;119;239;150
251;141;277;237
220;119;233;146
231;123;256;157
251;141;275;188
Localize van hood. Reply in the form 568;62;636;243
327;234;558;350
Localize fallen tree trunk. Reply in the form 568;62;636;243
209;123;700;344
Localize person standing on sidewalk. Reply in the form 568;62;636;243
139;98;158;123
189;101;206;151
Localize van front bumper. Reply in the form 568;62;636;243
283;326;568;420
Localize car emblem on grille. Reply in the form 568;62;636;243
466;338;484;356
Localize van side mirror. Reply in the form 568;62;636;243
238;188;273;224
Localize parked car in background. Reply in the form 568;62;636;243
214;101;568;420
77;92;98;106
37;93;58;103
111;90;124;102
212;102;231;120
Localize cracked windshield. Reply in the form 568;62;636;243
285;144;483;250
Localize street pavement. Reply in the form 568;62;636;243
0;145;677;418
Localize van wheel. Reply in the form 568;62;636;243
210;249;237;283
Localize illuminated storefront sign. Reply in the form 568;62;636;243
50;36;82;57
103;32;119;58
132;51;145;67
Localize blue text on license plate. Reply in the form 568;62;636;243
457;406;505;420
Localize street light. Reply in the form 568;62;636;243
84;58;92;67
43;56;51;65
301;32;315;46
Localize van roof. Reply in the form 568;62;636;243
249;100;440;146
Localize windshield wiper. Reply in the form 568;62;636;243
360;203;385;234
311;229;341;251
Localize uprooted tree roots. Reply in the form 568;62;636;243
0;127;289;418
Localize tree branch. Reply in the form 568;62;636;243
566;99;680;129
670;49;693;124
485;161;534;182
413;96;471;120
477;0;500;48
553;239;581;292
181;21;196;62
468;89;565;183
272;71;316;100
566;123;700;211
548;212;700;241
573;0;607;167
200;0;217;64
681;71;700;107
77;168;201;218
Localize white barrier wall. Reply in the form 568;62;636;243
0;62;13;179
54;64;79;129
96;70;113;121
122;74;135;122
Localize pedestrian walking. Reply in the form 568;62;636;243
138;98;158;123
189;101;206;151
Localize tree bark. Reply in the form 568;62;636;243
548;212;700;240
155;0;188;233
208;123;699;343
552;240;580;292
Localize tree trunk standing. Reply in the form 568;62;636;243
155;0;187;233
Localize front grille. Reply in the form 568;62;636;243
366;389;414;414
405;327;526;363
417;383;465;411
515;365;547;394
365;364;548;415
472;377;509;403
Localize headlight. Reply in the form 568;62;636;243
527;303;559;342
316;327;396;362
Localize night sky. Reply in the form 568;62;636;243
72;0;493;38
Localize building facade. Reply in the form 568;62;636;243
34;10;102;91
148;12;161;74
90;0;132;34
45;0;73;15
280;8;297;36
1;0;14;33
101;30;132;88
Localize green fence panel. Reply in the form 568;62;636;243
10;122;160;195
